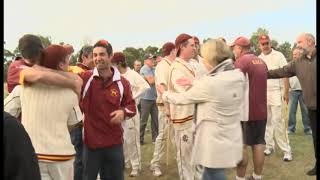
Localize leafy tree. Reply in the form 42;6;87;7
123;47;141;67
250;27;269;55
4;49;14;58
69;52;79;66
278;42;292;61
38;35;52;48
203;38;212;44
144;46;159;56
270;39;279;50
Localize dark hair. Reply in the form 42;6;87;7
93;39;113;57
78;45;93;63
176;41;189;57
18;34;44;62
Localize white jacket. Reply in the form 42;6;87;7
162;60;245;168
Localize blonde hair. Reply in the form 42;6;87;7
200;39;233;66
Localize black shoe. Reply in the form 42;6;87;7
306;166;316;176
287;130;295;135
304;130;312;135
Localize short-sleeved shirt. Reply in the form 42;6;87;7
140;65;157;100
259;49;287;91
7;59;33;93
234;53;268;121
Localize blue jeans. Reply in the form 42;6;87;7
70;126;83;180
288;90;311;133
202;167;226;180
83;144;124;180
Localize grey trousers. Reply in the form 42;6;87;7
140;99;159;143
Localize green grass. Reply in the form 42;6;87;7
4;85;315;179
127;109;316;180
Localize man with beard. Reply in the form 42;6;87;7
267;33;317;176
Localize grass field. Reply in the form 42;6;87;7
3;83;316;180
132;118;316;180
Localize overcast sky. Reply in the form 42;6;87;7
4;0;316;53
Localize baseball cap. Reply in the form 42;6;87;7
175;33;193;50
111;52;126;64
41;45;68;69
230;36;251;47
144;53;156;60
162;42;175;56
258;35;270;44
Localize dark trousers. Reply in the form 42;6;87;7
70;126;83;180
308;109;317;162
82;144;124;180
140;99;159;142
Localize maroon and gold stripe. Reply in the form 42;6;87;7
37;153;75;162
171;115;193;124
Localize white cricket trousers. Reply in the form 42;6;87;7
264;90;291;153
150;110;168;168
39;159;74;180
174;125;203;180
123;112;141;170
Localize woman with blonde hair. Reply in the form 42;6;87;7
157;39;246;180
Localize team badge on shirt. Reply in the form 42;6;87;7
110;89;118;97
182;135;188;142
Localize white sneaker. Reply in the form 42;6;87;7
129;169;139;177
264;148;274;156
149;164;155;171
153;167;162;177
125;163;131;169
283;152;293;161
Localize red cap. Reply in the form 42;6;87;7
41;45;68;69
230;36;251;47
175;33;193;50
111;52;126;64
162;42;175;56
258;35;270;43
193;36;200;45
63;44;74;54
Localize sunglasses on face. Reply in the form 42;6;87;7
261;42;269;46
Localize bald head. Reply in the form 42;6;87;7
296;33;316;54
